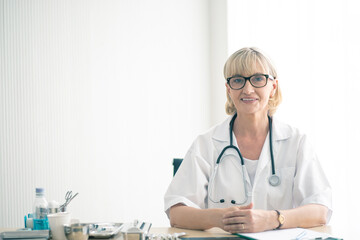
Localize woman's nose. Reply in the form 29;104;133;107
242;80;255;94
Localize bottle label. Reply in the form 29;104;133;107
35;207;48;219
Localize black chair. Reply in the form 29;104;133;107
172;158;183;176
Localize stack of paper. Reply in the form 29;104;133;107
236;228;332;240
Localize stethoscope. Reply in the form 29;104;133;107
208;113;281;205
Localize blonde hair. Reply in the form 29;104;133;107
223;47;282;116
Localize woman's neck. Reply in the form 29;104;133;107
233;113;269;138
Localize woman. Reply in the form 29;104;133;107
164;47;332;233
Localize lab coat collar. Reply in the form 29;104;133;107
212;116;233;142
212;115;292;143
271;116;292;141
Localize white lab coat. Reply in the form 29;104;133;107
164;115;332;222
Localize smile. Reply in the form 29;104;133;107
240;98;258;102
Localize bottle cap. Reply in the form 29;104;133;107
35;188;45;194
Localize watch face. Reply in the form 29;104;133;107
279;215;285;224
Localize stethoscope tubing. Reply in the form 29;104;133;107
216;145;244;165
208;113;280;205
268;116;276;175
228;113;276;176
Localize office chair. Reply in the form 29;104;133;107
172;158;183;176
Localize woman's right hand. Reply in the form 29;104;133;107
220;203;255;232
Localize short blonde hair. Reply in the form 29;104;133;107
223;47;282;116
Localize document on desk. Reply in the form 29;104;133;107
235;227;331;240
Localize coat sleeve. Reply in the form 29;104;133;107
293;134;333;223
163;139;211;218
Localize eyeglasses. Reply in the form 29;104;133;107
226;74;274;90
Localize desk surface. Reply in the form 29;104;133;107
0;226;338;239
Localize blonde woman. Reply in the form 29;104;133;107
164;47;332;233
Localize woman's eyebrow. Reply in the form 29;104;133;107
252;72;265;75
230;74;244;77
231;72;265;77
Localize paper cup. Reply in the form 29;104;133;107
48;212;71;240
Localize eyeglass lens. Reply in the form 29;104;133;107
229;74;267;89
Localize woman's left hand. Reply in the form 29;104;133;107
222;202;276;233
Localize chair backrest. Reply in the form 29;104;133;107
172;158;183;176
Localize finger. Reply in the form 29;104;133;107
223;207;253;219
222;216;246;225
237;202;253;210
223;210;247;219
223;223;247;233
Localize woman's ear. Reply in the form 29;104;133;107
272;79;278;96
273;79;278;91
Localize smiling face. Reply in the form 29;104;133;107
223;47;281;116
226;70;277;117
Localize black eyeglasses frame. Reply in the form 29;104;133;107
226;74;274;90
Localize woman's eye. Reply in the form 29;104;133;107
252;75;265;82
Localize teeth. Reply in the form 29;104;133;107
242;98;255;101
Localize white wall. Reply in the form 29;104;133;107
227;0;360;238
3;0;355;235
0;0;217;227
209;0;228;125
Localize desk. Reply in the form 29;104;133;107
0;226;337;239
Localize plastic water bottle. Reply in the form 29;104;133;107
32;188;49;230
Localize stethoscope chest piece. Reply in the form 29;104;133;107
268;174;281;186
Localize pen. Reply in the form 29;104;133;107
306;238;343;240
295;230;306;240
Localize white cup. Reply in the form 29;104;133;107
48;212;71;240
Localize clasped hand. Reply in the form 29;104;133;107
222;202;274;233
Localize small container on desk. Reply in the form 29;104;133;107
121;220;152;240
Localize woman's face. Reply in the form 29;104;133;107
226;70;277;117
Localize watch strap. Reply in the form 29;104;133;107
274;210;284;230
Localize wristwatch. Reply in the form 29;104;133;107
274;210;285;230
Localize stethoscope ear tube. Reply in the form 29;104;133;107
208;159;249;205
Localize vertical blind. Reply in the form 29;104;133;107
0;0;217;227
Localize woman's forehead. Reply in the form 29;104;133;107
230;62;269;77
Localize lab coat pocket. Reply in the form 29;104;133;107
267;167;295;210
